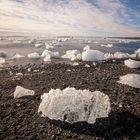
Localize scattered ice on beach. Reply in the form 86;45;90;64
62;50;81;61
83;45;90;51
114;52;129;59
12;53;25;59
35;43;44;48
14;86;35;98
124;59;140;68
41;50;60;58
0;57;5;64
101;44;113;48
118;74;140;88
82;50;104;62
67;69;71;72
28;52;40;59
57;38;68;42
104;52;137;60
45;43;54;49
27;68;31;72
38;87;111;124
93;62;97;66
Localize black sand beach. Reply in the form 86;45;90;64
0;61;140;140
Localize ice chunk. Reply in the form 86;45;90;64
38;87;111;124
62;50;81;61
12;53;25;59
82;50;104;62
28;52;40;59
124;59;140;68
35;43;44;48
104;53;114;59
114;52;129;59
43;54;51;62
0;57;5;64
41;50;60;58
118;74;140;88
85;64;90;67
135;48;140;57
72;62;79;66
87;40;92;44
28;39;36;44
14;86;35;98
45;43;54;49
83;45;90;51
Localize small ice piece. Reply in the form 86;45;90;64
45;43;54;49
62;50;81;61
43;54;51;62
72;62;79;66
85;64;90;67
92;62;97;66
16;73;23;76
35;43;44;48
101;44;113;48
82;50;104;62
67;69;71;72
118;74;140;88
87;40;92;44
83;45;90;51
14;86;35;98
124;59;140;68
27;68;31;72
12;53;25;59
33;70;39;72
0;57;5;64
28;52;40;59
38;87;111;124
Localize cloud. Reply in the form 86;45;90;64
0;0;139;36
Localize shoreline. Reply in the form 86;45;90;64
0;61;140;139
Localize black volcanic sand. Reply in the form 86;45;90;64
0;61;140;140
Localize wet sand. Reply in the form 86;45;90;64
0;61;140;140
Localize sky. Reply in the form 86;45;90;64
0;0;140;37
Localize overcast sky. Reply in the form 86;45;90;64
0;0;140;36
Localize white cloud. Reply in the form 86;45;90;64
0;0;139;36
